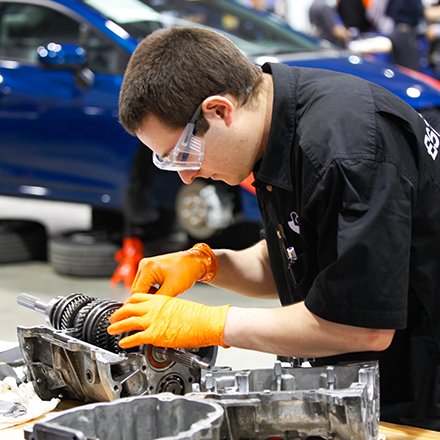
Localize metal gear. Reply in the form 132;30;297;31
72;298;123;353
49;293;93;330
58;294;95;330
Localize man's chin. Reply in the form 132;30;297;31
209;174;242;186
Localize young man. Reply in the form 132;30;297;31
108;27;440;430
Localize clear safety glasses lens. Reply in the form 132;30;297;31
153;102;205;171
152;121;205;171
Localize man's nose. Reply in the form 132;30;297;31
178;169;198;184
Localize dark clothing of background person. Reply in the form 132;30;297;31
385;0;424;70
255;62;440;430
386;0;424;28
337;0;371;32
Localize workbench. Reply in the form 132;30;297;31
380;422;440;439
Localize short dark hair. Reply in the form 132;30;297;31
119;27;262;135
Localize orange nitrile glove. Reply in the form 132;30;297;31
107;293;230;349
130;243;218;297
111;237;144;288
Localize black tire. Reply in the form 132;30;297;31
0;219;47;263
49;230;121;277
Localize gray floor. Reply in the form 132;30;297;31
0;196;279;370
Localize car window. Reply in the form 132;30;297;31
82;27;130;75
83;0;163;40
143;0;323;56
0;2;80;63
82;0;323;56
0;2;128;74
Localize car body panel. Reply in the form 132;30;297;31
0;0;143;208
279;55;440;108
0;62;135;207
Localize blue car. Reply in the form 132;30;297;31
1;0;440;260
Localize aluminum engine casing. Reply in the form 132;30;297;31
25;394;224;440
17;325;216;402
187;361;380;440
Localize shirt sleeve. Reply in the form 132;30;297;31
304;158;415;329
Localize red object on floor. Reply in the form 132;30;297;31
110;237;144;288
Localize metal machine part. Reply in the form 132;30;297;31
16;293;379;439
16;293;217;402
21;354;379;439
176;180;235;239
188;361;380;440
25;394;224;440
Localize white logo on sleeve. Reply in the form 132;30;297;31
420;114;439;160
288;211;300;234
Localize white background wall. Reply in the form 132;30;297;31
240;0;315;32
284;0;315;32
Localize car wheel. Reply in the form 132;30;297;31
176;181;261;249
0;219;47;263
176;180;235;241
49;230;121;277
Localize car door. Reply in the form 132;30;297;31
0;1;136;209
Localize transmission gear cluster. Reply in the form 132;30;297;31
16;292;217;402
34;292;124;352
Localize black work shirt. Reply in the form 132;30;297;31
254;62;440;430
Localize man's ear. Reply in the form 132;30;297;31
201;95;235;125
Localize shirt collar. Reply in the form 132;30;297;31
253;62;298;191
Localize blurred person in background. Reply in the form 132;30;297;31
384;0;424;70
424;1;440;76
309;0;351;47
110;27;440;431
366;0;394;34
337;0;372;34
239;0;287;17
309;0;374;47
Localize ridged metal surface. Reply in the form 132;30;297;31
25;394;224;440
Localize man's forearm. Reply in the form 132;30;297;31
223;302;395;358
210;240;278;299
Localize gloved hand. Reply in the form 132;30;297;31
111;237;144;288
107;293;230;349
130;243;218;296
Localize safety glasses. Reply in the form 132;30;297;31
152;103;205;171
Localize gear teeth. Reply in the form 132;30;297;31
60;295;94;330
72;300;100;340
72;299;123;353
94;306;119;351
51;295;126;354
50;293;94;330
